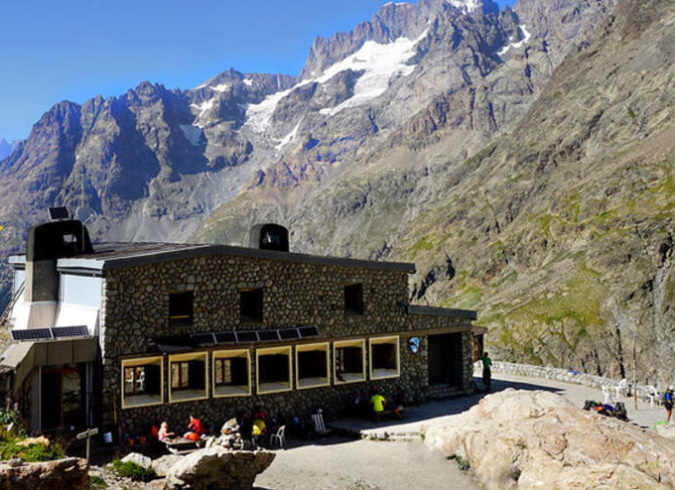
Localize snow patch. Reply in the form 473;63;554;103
190;99;216;128
243;78;253;86
211;83;231;92
245;87;294;133
445;0;479;13
274;120;302;151
497;25;532;56
180;124;203;146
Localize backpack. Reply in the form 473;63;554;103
662;391;672;405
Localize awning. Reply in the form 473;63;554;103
0;338;98;393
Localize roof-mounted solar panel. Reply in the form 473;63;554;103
48;206;70;221
52;326;89;338
235;331;258;343
11;328;53;341
214;331;236;344
257;330;280;341
191;332;216;345
298;326;319;338
279;328;300;340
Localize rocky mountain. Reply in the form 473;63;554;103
3;0;672;384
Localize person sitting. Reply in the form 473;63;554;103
252;415;268;448
184;414;204;440
253;405;268;423
392;386;406;420
158;421;175;442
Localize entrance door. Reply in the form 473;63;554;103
41;367;83;431
428;333;463;387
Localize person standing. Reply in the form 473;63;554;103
481;352;492;391
665;387;674;422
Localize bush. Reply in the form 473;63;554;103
108;459;157;482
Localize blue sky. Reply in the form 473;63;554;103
0;0;514;142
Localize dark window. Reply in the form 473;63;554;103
336;346;363;374
240;288;263;323
372;343;397;371
215;357;248;386
169;291;193;326
123;364;161;396
171;360;205;390
258;353;289;384
344;284;364;314
298;350;327;379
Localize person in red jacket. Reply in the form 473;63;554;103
184;414;204;440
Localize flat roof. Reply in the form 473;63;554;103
9;241;416;275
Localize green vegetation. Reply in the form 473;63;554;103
454;454;471;471
89;475;108;489
0;402;66;462
108;459;157;482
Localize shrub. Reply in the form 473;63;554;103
108;459;157;482
454;454;471;471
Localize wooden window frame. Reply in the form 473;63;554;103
333;339;366;384
256;346;292;394
295;342;330;390
213;349;251;398
121;357;164;409
168;352;208;403
369;336;400;380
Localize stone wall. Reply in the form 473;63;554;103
99;252;474;436
490;361;650;394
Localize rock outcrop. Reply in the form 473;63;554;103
0;457;89;490
424;389;675;489
164;447;276;490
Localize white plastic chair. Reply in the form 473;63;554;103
602;385;615;405
614;378;628;397
645;385;660;406
270;424;286;449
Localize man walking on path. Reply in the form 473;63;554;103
481;352;492;391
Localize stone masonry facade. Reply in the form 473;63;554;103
99;252;475;437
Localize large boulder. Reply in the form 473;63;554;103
424;389;675;489
164;447;276;490
0;457;89;489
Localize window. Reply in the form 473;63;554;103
296;343;329;390
121;357;163;409
333;339;366;384
169;291;193;326
213;350;251;397
240;288;263;323
370;336;400;380
257;346;292;394
168;352;208;403
344;284;364;315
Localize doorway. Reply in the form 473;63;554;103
41;366;84;431
428;333;463;388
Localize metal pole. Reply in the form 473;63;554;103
633;323;638;411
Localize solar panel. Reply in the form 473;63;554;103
48;207;70;221
257;330;280;341
52;326;89;338
191;332;216;345
236;331;258;343
11;328;53;341
298;326;319;338
279;328;300;340
214;332;236;343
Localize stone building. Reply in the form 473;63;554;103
0;219;478;438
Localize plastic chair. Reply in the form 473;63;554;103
602;385;615;405
270;425;286;449
614;378;629;397
311;413;331;437
645;385;660;406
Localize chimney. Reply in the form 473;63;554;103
25;219;93;306
248;224;290;252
